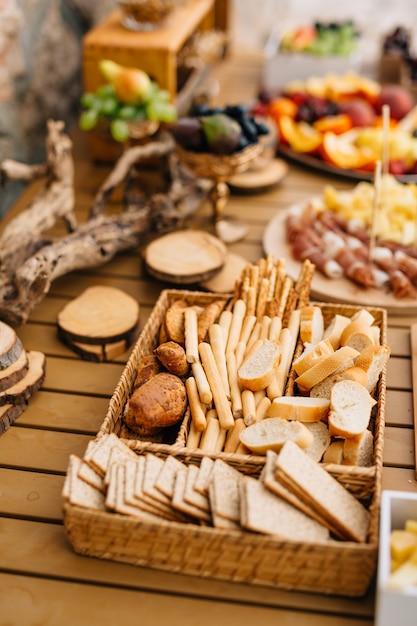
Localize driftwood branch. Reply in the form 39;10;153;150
0;120;210;326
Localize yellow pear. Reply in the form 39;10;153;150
99;59;153;104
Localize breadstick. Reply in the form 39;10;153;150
199;342;235;430
239;314;257;345
277;276;293;320
282;309;301;375
208;323;230;399
223;418;246;453
256;277;270;319
226;298;246;354
259;315;271;340
187;417;203;449
245;321;261;356
199;410;222;453
266;327;291;399
268;315;282;342
218;309;232;346
249;263;259;292
296;258;315;308
255;395;271;422
233;341;246;370
254;389;266;406
185;376;207;432
267;265;277;300
265;253;275;278
246;285;257;317
191;361;212;405
274;260;286;298
226;350;243;418
242;389;257;426
184;307;199;364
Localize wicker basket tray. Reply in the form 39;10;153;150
63;288;388;597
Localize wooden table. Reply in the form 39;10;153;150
0;53;416;626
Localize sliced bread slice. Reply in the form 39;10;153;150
340;320;376;352
322;313;351;349
303;421;331;462
343;429;374;467
355;344;391;393
299;305;324;345
292;338;334;376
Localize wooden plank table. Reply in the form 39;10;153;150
0;52;416;626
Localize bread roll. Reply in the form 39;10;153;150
125;372;187;436
266;396;330;422
239;417;314;454
328;380;376;439
238;339;281;392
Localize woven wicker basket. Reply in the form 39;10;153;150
176;143;263;180
63;289;388;597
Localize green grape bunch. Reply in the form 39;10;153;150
79;61;177;143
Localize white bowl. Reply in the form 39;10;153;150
375;490;417;626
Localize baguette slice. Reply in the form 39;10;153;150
322;440;344;464
322;314;351;349
238;339;281;392
309;365;368;400
339;320;376;352
303;421;331;462
299;305;324;345
355;344;391;393
239;417;314;454
292;338;334;376
295;346;360;394
266;396;330;422
343;429;374;467
328;380;377;439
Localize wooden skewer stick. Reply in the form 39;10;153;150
382;104;390;177
369;159;382;263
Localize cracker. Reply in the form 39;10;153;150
275;440;370;542
77;459;106;492
193;456;215;495
105;462;119;511
154;454;185;499
208;459;242;524
261;450;330;530
84;433;129;477
240;475;329;542
172;467;211;522
114;463;161;520
67;454;106;511
183;463;210;512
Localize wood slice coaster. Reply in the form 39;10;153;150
0;320;23;370
0;403;26;435
144;230;227;284
227;158;288;194
199;252;248;293
0;350;46;406
66;337;132;363
0;349;29;392
57;286;140;346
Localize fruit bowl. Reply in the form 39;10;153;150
176;142;263;231
117;0;174;31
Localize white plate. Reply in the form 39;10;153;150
262;204;417;315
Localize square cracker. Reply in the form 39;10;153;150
84;433;132;477
239;475;329;542
67;454;106;511
275;440;370;543
114;463;161;520
208;459;242;524
172;467;211;522
183;463;210;512
193;456;215;496
154;454;186;499
78;459;105;493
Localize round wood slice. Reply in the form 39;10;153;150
199;252;248;293
57;286;140;345
144;230;227;284
227;158;288;194
0;349;29;392
0;350;46;406
0;403;26;435
0;321;23;370
67;337;131;362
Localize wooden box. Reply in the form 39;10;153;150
82;0;218;161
